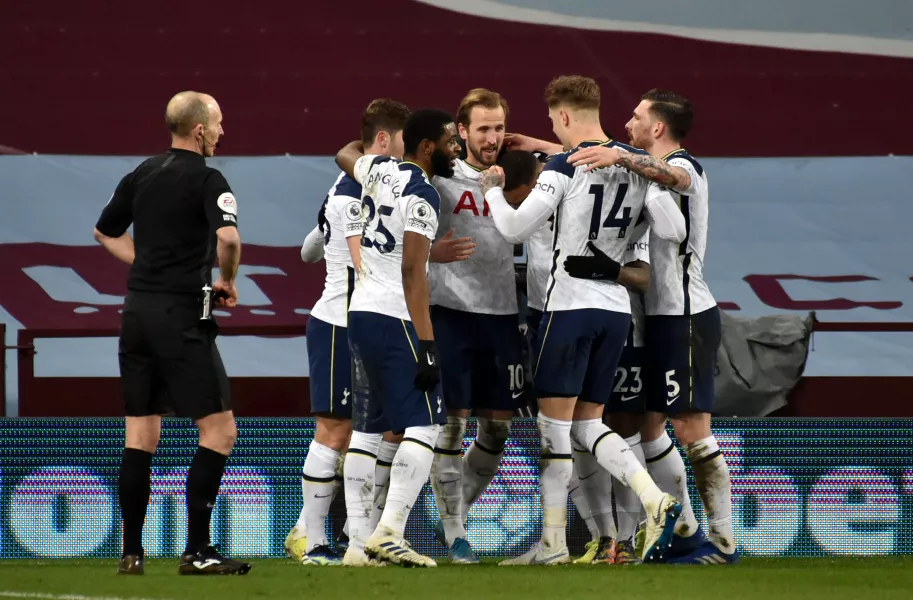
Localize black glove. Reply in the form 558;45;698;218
563;241;621;281
414;339;441;392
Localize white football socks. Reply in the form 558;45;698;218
568;458;600;540
614;433;646;542
571;419;664;515
301;441;340;551
379;425;441;540
344;431;381;552
461;418;509;521
643;431;699;537
571;438;615;539
686;436;735;554
431;416;467;544
369;440;399;531
538;414;572;551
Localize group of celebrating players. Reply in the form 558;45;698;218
287;75;737;568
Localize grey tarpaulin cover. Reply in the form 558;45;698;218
713;310;815;417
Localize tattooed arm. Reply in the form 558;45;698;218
567;146;692;193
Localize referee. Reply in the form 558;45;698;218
93;91;250;576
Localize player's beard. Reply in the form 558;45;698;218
468;140;501;168
431;148;455;178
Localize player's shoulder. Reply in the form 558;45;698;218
664;149;705;177
608;140;650;156
542;148;576;179
356;154;397;182
329;171;362;200
399;162;441;209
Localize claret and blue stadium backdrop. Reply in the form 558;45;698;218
1;418;911;559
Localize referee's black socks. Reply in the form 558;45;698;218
118;448;154;557
185;446;229;554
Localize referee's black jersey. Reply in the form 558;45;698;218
95;148;239;295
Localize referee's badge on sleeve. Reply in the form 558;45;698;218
217;192;238;215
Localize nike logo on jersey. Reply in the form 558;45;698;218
667;395;680;405
620;394;639;402
579;471;598;480
315;493;333;499
511;391;524;399
193;558;221;569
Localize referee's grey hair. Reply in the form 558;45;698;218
165;91;210;137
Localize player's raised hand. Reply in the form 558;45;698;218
568;146;625;172
479;165;505;197
430;228;476;263
504;133;563;155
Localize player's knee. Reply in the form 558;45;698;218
382;430;403;444
569;418;604;452
124;417;161;453
669;412;711;446
447;407;471;419
640;411;668;442
402;424;441;450
476;417;510;453
605;412;644;439
315;417;352;451
197;416;237;455
348;431;383;456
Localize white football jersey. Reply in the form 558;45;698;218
349;155;440;321
309;172;363;327
622;227;650;348
646;149;716;316
431;159;518;315
525;218;554;312
533;140;671;313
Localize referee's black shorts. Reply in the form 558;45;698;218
118;291;231;419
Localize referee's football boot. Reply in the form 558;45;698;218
117;554;144;575
179;544;252;575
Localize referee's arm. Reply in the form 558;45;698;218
204;171;242;306
94;174;135;265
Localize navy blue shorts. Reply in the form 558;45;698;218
645;306;721;415
431;305;526;412
306;316;353;418
532;309;631;403
607;345;645;413
348;311;447;434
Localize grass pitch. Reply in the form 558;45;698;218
1;557;912;600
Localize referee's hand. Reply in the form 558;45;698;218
213;279;238;308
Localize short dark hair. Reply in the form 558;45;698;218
641;89;693;141
545;75;600;111
403;109;454;156
456;88;509;128
361;98;411;145
498;150;540;192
